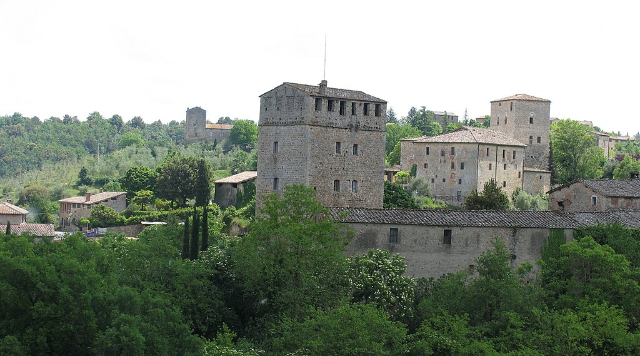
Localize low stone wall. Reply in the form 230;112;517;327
106;224;146;237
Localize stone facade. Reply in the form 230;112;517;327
432;111;458;130
184;107;233;143
333;208;577;279
59;191;127;229
400;127;525;205
490;94;551;172
548;179;640;212
0;202;28;225
522;168;551;195
256;81;386;209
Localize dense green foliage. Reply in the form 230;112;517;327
229;120;258;151
384;181;419;209
464;179;510;210
551;119;606;184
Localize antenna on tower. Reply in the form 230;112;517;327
323;35;327;80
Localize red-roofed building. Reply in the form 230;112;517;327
0;202;28;224
214;171;257;208
58;191;127;229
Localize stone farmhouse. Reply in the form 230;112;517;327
214;171;257;209
548;179;640;212
256;80;386;209
0;201;55;237
400;126;526;204
432;111;458;130
184;106;233;144
58;191;127;229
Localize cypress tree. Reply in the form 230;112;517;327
5;221;10;235
182;213;190;259
190;206;200;260
201;205;209;252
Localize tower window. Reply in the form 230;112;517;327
591;196;597;206
273;141;278;154
505;117;508;124
502;150;506;159
504;164;507;170
315;98;322;111
352;180;358;193
443;229;452;245
518;171;521;178
431;178;435;183
503;181;507;187
457;191;462;201
529;136;533;145
389;228;399;243
426;147;430;155
375;104;381;116
510;102;513;111
339;101;346;115
352;144;358;155
530;116;533;124
424;163;428;169
458;178;462;184
451;162;455;169
327;99;334;112
273;178;279;191
489;163;492;170
537;136;541;144
351;102;356;115
335;142;341;154
363;103;369;115
460;162;465;169
333;180;340;192
513;151;516;159
451;147;455;155
441;149;446;157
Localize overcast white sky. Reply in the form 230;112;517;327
1;0;639;135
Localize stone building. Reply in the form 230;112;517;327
1;201;55;237
400;126;525;205
548;179;640;212
59;191;127;229
432;111;458;130
0;201;28;225
214;171;257;209
490;94;552;192
256;80;386;209
184;106;233;143
333;207;640;279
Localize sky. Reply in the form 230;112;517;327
1;0;639;135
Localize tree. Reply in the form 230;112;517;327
155;154;198;207
464;179;510;210
118;131;145;148
90;204;120;227
232;184;351;322
194;159;212;207
78;166;91;186
385;123;422;155
551;119;605;185
108;114;124;133
190;207;200;260
182;213;190;259
132;190;154;210
121;165;158;199
386;107;398;124
613;155;640;179
127;116;146;129
384;181;418;209
229;120;258;150
403;106;443;136
4;221;10;235
201;206;209;252
217;116;234;124
386;141;402;166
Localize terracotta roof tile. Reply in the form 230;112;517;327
491;94;550;102
0;223;55;237
409;126;526;147
215;171;257;184
0;202;28;215
205;123;233;130
569;211;640;228
548;179;640;197
59;192;126;204
282;82;386;103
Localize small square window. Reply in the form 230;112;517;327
352;144;358;155
335;142;341;154
334;180;340;192
389;228;398;243
443;229;452;245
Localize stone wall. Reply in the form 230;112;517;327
184;107;207;143
346;222;573;279
548;183;640;212
106;224;146;237
523;170;551;195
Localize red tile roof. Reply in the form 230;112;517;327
205;123;234;130
0;202;28;215
215;171;257;184
408;126;526;147
0;223;55;237
491;94;550;102
58;192;126;204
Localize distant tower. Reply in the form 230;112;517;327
256;80;387;209
490;94;551;171
184;107;206;143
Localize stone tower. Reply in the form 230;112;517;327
256;80;386;209
184;107;206;143
490;94;551;171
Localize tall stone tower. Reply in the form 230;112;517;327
184;107;206;143
256;80;386;209
490;94;551;171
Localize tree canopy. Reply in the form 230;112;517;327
464;179;510;210
229;120;258;151
551;119;605;185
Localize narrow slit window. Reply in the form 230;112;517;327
513;151;516;159
339;101;346;115
333;180;340;192
426;147;430;155
273;178;279;191
351;102;356;115
486;147;490;156
335;142;341;154
273;141;278;154
460;162;465;170
503;181;507;187
375;104;381;117
352;180;358;193
451;162;455;169
352;144;358;155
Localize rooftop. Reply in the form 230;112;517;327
205;123;234;130
0;202;29;215
266;82;386;103
59;191;127;204
432;111;457;116
407;126;526;147
491;94;550;102
548;179;640;198
331;208;580;229
0;223;55;237
215;171;258;184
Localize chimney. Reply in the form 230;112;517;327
319;80;327;95
6;199;11;204
85;193;91;202
100;188;103;193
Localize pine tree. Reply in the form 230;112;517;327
190;206;200;260
201;205;209;252
182;214;190;259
